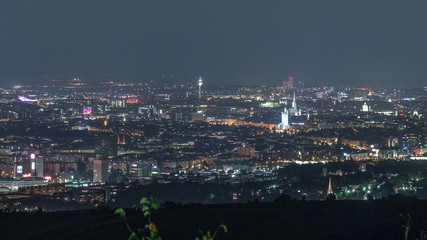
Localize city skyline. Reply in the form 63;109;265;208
0;69;426;239
2;1;427;239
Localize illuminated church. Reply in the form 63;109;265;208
288;92;301;116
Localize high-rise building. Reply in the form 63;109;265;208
282;76;294;90
337;92;348;102
287;76;294;89
108;99;126;108
137;164;152;178
93;159;109;183
96;103;110;114
30;154;44;177
35;157;44;177
138;105;157;120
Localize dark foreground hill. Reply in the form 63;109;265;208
2;198;427;240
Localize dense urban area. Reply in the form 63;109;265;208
0;77;427;212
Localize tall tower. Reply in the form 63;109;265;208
198;77;203;100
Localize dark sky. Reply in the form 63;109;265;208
1;0;427;87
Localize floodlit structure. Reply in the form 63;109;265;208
362;102;370;112
198;77;203;99
289;91;301;116
281;107;289;130
327;177;333;195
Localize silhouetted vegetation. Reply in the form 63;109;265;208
3;198;427;239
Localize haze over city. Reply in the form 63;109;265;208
3;1;427;240
1;0;427;87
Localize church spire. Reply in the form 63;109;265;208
325;177;336;200
327;177;333;195
292;91;297;109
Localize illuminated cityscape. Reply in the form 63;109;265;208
1;80;427;204
2;0;427;239
3;76;427;239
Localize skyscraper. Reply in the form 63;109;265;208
93;159;109;183
282;76;294;90
30;154;44;177
35;157;44;177
287;76;294;89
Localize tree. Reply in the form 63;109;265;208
108;169;129;184
326;193;336;201
115;197;227;240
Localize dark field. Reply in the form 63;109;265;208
3;198;427;240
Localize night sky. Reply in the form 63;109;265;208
1;0;427;87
